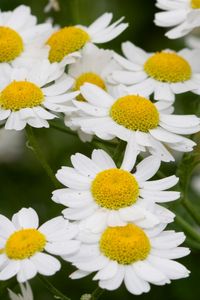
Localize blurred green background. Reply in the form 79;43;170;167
0;0;200;299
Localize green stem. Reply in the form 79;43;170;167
182;199;200;226
113;140;126;167
175;214;200;243
25;126;60;189
39;275;71;300
90;287;104;300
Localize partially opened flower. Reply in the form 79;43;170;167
8;282;33;300
46;13;128;65
112;42;200;102
154;0;200;39
0;61;79;130
69;83;200;162
0;5;51;69
68;223;190;295
0;208;80;282
52;147;179;231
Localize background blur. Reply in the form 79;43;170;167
0;0;199;299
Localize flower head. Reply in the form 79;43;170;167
68;223;190;295
0;208;80;282
112;42;200;102
52;148;179;230
0;61;79;130
154;0;200;39
46;13;128;65
68;83;200;162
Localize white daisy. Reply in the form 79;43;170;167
69;83;200;162
46;13;128;65
64;43;119;142
8;282;33;300
0;5;52;69
52;147;179;231
67;223;190;295
0;61;79;130
0;207;80;282
112;41;200;102
154;0;200;39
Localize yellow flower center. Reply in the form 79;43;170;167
0;26;24;62
47;27;90;63
144;52;192;83
100;224;151;265
5;229;46;260
191;0;200;8
91;169;139;210
74;72;106;101
0;81;44;111
110;95;159;132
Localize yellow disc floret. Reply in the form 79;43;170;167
91;169;139;210
5;229;46;260
110;95;159;132
191;0;200;8
0;26;23;62
47;27;90;63
0;81;44;111
74;72;106;101
144;52;192;83
100;224;151;265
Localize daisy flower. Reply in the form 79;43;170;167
8;282;33;300
69;83;200;162
46;13;128;65
0;208;80;282
68;223;190;295
112;41;200;102
154;0;200;39
0;60;79;130
0;5;52;69
52;147;179;231
64;43;119;142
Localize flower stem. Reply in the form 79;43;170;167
39;275;71;300
182;199;200;226
90;287;104;300
25;126;60;189
175;214;200;243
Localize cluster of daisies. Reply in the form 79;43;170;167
0;2;200;299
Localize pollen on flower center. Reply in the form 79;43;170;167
5;229;46;260
144;52;192;83
74;72;106;101
91;169;139;210
110;95;159;132
191;0;200;8
100;224;151;265
0;81;44;111
47;27;90;63
0;26;24;62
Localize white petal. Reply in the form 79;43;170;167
92;149;116;169
93;261;118;280
56;167;91;189
134;156;161;182
124;266;150;295
99;265;125;290
0;260;20;280
12;208;39;229
17;259;37;282
141;175;179;191
71;153;101;177
0;215;15;238
120;134;138;171
31;253;61;275
80;83;114;107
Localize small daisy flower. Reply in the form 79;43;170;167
68;223;190;295
46;13;128;65
8;282;33;300
52;147;179;231
0;5;52;69
154;0;200;39
0;61;79;130
0;208;80;282
112;42;200;102
64;43;119;141
69;83;200;162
